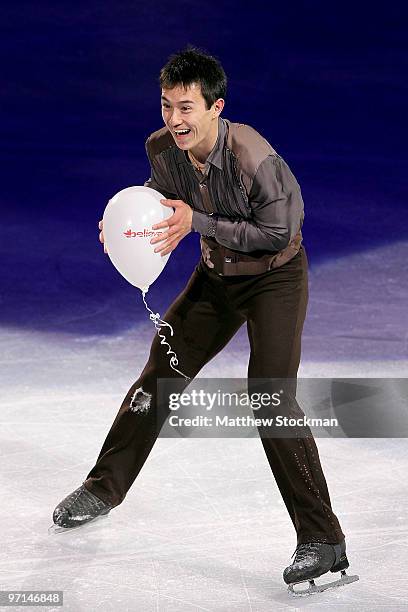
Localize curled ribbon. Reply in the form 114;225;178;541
141;289;191;380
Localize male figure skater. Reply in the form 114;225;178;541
53;46;357;594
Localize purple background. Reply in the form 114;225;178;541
2;2;407;338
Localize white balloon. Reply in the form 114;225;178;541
102;186;173;292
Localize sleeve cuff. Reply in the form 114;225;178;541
192;211;217;237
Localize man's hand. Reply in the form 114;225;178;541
98;219;108;254
150;199;193;256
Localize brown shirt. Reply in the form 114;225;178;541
144;116;304;256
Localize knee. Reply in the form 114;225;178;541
128;385;153;414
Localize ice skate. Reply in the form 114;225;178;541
283;540;359;596
49;484;112;534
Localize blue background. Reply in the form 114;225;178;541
2;1;407;334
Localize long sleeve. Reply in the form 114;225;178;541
193;155;304;253
143;138;178;199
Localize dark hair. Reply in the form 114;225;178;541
159;45;227;110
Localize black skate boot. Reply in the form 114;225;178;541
49;484;112;534
283;540;359;596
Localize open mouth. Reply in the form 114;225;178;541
174;129;191;140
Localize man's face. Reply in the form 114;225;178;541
161;83;218;149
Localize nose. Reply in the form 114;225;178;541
168;109;184;129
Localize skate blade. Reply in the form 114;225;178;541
48;512;110;535
288;570;360;597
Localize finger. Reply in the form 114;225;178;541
153;231;183;253
152;221;171;230
160;198;180;207
98;220;103;229
151;235;167;245
104;245;108;254
158;228;190;255
99;231;104;243
151;225;180;243
150;232;168;245
160;240;180;256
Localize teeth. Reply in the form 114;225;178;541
175;129;190;135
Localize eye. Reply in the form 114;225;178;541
161;103;191;111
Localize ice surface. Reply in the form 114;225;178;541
1;243;407;611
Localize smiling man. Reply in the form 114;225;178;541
52;45;357;595
146;82;219;255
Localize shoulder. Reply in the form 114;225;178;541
145;125;176;159
224;119;278;176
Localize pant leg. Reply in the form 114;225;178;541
84;261;245;507
244;247;345;545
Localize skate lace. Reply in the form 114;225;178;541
291;542;322;562
63;485;108;514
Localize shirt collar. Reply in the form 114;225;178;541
177;116;226;170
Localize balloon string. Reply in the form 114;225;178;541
141;289;191;381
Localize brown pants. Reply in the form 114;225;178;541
84;246;345;545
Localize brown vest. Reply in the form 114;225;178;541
199;120;304;276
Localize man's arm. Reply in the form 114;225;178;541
191;155;304;253
143;138;193;256
143;138;178;199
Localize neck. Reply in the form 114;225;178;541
189;118;219;164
